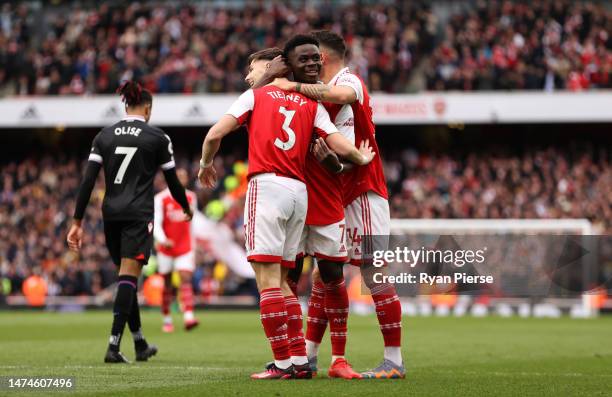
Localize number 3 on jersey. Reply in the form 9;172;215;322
274;106;296;151
114;146;137;184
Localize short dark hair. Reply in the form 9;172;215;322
247;47;283;65
283;34;319;58
117;81;152;107
311;30;346;58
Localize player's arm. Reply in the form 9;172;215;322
67;148;103;252
326;134;374;166
198;115;239;188
199;90;253;188
153;194;172;247
272;78;357;105
162;169;192;221
158;133;192;221
189;191;197;241
314;103;374;166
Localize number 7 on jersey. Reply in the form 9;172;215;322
114;146;138;184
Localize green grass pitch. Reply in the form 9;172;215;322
0;310;610;396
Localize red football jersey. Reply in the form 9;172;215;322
154;188;197;257
304;91;355;226
226;86;338;183
332;68;388;206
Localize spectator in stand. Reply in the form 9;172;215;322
1;144;611;297
0;1;435;96
385;146;612;233
426;0;612;91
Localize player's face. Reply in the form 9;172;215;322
245;60;268;88
288;44;321;84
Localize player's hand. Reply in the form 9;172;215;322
161;239;175;248
267;55;290;78
357;139;376;165
313;138;342;173
67;222;84;252
183;208;193;222
198;164;217;188
313;137;333;160
270;77;295;91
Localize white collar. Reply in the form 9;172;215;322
328;67;350;86
122;115;146;122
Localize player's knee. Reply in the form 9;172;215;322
252;262;281;291
178;271;192;284
318;260;344;284
280;279;294;297
361;265;390;290
119;258;142;277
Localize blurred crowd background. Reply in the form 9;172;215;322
1;134;610;298
0;0;610;96
0;0;610;300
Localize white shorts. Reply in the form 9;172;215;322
298;219;348;262
244;173;307;268
157;251;195;274
344;191;390;266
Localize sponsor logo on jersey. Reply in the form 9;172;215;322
343;118;354;127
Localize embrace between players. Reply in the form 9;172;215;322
199;31;404;380
67;30;403;379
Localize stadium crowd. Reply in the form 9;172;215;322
0;1;434;95
1;145;610;297
385;146;611;233
1;0;610;95
426;0;612;91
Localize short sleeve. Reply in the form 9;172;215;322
158;133;176;171
88;133;103;164
226;89;255;125
313;103;338;138
336;73;364;104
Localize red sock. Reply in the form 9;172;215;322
324;278;349;356
260;288;290;360
305;281;327;343
371;283;402;346
179;281;195;313
284;295;307;357
161;274;174;316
